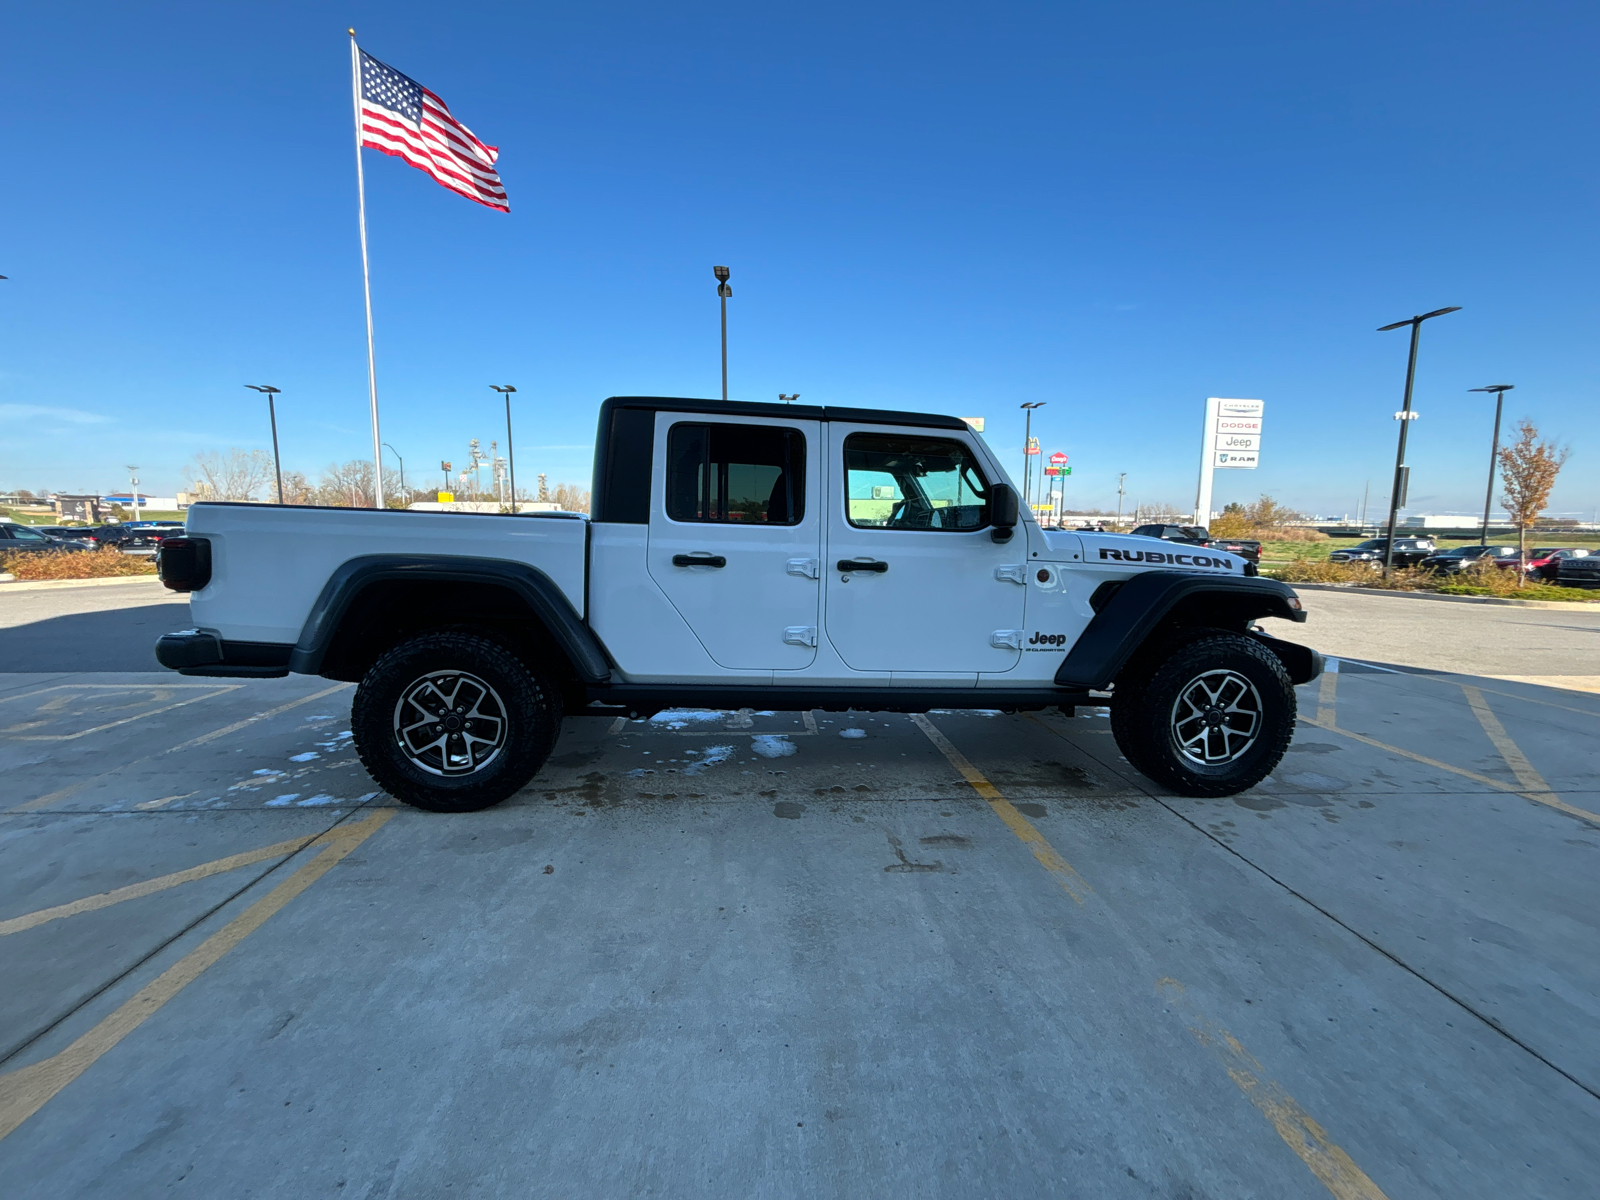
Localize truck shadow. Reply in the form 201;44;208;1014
0;604;193;672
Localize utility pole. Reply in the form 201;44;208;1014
1116;472;1127;531
1469;384;1514;547
1376;306;1461;576
714;266;732;401
125;466;140;522
245;386;284;504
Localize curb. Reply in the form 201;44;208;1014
0;575;165;593
1291;582;1599;610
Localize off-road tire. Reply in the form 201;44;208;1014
351;631;561;812
1110;632;1295;797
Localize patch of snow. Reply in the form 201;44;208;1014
649;709;729;729
750;735;798;759
626;768;657;777
288;752;320;763
682;745;734;775
265;794;299;807
296;793;338;806
252;769;284;777
839;728;867;739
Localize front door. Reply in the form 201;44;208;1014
823;425;1025;678
646;412;822;671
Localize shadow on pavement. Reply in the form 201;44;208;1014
0;603;194;672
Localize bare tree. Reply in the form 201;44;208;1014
191;449;274;501
1498;419;1570;583
278;470;314;506
552;483;590;514
314;460;375;508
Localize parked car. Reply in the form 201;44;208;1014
0;522;90;552
1556;551;1600;589
1418;545;1520;574
84;523;183;555
154;395;1321;808
1501;547;1592;582
1129;523;1262;564
33;525;100;542
1327;537;1435;568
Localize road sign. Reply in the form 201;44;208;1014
1197;398;1264;514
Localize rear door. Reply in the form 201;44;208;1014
822;424;1025;679
645;412;822;671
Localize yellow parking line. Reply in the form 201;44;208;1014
1157;980;1388;1200
1461;687;1560;800
1299;715;1600;826
910;713;1089;903
0;810;392;1142
0;832;325;938
1317;670;1338;726
9;682;351;813
914;714;1388;1199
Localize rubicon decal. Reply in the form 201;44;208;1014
1098;548;1233;568
1026;631;1069;649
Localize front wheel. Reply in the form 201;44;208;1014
1111;633;1295;797
351;631;562;812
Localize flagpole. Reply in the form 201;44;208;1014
349;29;385;509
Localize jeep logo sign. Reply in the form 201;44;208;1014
1026;632;1068;648
1098;548;1232;568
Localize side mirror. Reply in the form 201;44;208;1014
990;483;1018;543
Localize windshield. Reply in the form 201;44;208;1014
1352;540;1385;550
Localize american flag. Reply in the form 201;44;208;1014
358;49;508;212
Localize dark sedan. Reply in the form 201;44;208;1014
82;523;184;555
0;522;90;553
1418;545;1520;574
1505;547;1593;582
1327;537;1435;568
1556;552;1600;589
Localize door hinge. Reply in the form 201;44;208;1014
994;564;1026;585
783;626;819;648
786;557;820;580
990;630;1023;650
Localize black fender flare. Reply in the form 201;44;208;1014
287;555;612;683
1054;571;1310;690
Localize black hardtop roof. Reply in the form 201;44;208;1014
601;396;969;431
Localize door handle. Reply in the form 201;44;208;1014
672;554;726;568
837;559;888;573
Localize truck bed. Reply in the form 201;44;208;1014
184;504;588;646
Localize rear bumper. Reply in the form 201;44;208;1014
155;630;292;677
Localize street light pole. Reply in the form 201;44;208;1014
245;386;284;504
382;443;405;496
1116;472;1126;531
125;465;140;522
714;266;731;401
491;385;518;512
1375;306;1461;576
1019;402;1045;509
1468;384;1514;547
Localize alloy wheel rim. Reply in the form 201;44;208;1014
393;671;508;777
1170;668;1262;766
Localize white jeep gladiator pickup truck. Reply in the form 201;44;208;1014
155;397;1321;811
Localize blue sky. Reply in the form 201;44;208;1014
1;1;1595;518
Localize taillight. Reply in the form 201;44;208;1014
157;537;211;592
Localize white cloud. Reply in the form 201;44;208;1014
0;404;111;425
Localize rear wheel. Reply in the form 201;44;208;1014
351;631;561;812
1111;632;1294;797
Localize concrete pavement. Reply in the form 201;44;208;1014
1;588;1597;1197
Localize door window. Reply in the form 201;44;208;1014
843;434;990;531
665;423;805;525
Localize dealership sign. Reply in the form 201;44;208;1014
1195;397;1265;521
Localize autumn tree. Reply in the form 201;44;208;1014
551;483;590;513
1498;420;1570;583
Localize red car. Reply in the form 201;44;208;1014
1492;547;1593;582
